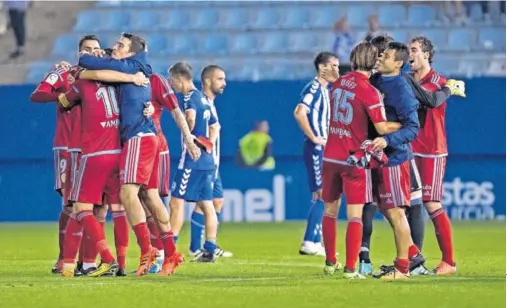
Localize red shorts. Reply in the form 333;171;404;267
415;156;447;202
157;150;170;196
120;135;159;187
376;161;411;209
53;148;68;195
64;151;81;205
321;160;373;204
71;152;121;205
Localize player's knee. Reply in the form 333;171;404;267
424;201;441;213
74;202;93;212
346;204;364;220
62;206;73;215
110;203;124;212
324;200;339;217
213;198;224;212
169;197;184;213
193;203;204;214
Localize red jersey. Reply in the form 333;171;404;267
68;104;82;152
30;67;72;149
150;73;178;152
411;69;448;156
65;78;121;155
324;71;387;162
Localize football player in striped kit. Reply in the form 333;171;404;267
189;65;233;259
294;52;339;256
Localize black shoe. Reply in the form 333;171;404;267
359;251;371;264
9;49;24;59
191;252;215;263
116;268;127;277
409;253;426;271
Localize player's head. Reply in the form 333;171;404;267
112;32;147;59
409;36;435;72
377;41;409;75
254;120;269;134
314;51;339;81
78;35;101;56
201;65;226;96
350;41;378;73
168;61;193;93
370;34;394;57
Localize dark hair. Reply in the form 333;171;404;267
370;34;394;57
121;32;147;53
313;51;338;72
410;36;435;64
350;41;378;72
201;65;224;81
169;61;193;80
386;41;409;66
78;35;100;50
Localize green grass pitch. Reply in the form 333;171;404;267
0;221;504;308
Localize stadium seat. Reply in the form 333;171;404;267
251;8;280;29
446;29;475;52
433;57;460;75
310;6;341;28
146;35;169;54
347;6;375;27
231;34;258;54
405;5;436;27
223;8;249;30
201;34;229;55
478;28;505;51
388;29;408;42
281;7;310;29
51;35;77;57
258;32;288;53
411;29;447;50
192;10;221;30
131;10;159;31
171;35;199;55
289;32;318;53
469;3;484;22
378;5;406;27
157;11;190;30
73;11;101;32
101;10;131;31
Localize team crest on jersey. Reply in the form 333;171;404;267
45;73;59;86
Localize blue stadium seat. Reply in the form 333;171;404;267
406;5;436;27
171;35;198;55
378;5;406;27
101;10;131;31
258;32;288;53
251;8;280;29
223;8;248;30
231;34;258;54
96;1;122;7
289;33;318;52
446;29;475;51
281;7;310;29
268;64;295;80
192;10;220;30
51;35;77;57
131;10;158;31
311;6;341;28
411;29;447;49
388;29;408;42
433;57;460;75
469;3;484;22
73;11;101;32
478;28;505;51
347;6;375;27
146;35;169;54
201;34;229;55
157;11;190;30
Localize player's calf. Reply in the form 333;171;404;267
344;204;364;275
191;200;218;263
321;200;342;271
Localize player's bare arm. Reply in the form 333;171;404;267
78;70;148;86
208;122;221;145
185;109;197;132
294;104;326;145
170;108;201;160
373;121;402;135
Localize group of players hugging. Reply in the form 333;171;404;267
294;34;466;279
31;33;230;278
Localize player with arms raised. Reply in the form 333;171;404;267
409;36;458;275
293;52;338;256
321;41;401;278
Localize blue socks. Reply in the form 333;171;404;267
190;211;205;252
303;199;325;243
203;240;217;254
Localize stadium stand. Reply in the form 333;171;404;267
16;1;507;82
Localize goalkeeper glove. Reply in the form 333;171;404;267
445;79;466;98
194;136;213;154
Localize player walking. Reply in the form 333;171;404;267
293;52;338;256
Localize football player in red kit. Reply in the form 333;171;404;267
321;41;401;278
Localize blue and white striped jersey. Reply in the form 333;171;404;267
298;77;330;142
205;94;221;177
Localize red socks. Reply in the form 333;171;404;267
133;222;152;255
58;210;70;260
345;218;363;271
322;214;337;264
147;216;164;251
408;244;420;260
112;211;129;269
82;229;98;263
80;211;115;263
62;214;83;264
160;231;176;257
430;208;455;265
394;258;410;274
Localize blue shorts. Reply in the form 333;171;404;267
213;172;224;199
303;141;323;192
171;169;214;202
